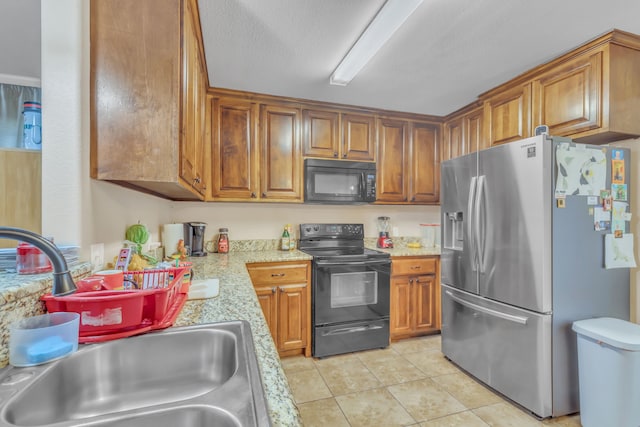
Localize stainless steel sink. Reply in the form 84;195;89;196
0;321;270;427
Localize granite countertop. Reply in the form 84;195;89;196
174;250;312;427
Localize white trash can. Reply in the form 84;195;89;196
572;317;640;427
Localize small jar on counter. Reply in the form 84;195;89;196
217;228;229;254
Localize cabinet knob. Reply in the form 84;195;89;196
409;278;414;284
251;192;257;198
280;287;285;293
262;192;267;198
271;287;277;293
411;196;416;202
342;153;347;158
334;152;338;157
193;176;201;184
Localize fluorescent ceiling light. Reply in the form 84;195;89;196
330;0;424;86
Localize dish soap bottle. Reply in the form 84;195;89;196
281;225;290;251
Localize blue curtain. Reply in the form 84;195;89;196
0;83;41;148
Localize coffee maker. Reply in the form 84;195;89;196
184;222;207;257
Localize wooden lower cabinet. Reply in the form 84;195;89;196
247;261;311;357
390;256;440;340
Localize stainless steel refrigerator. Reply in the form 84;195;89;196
440;134;631;418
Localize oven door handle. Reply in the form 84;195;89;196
314;259;390;266
322;324;384;336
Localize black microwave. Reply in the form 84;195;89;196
304;159;376;204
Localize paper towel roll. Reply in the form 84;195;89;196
162;223;184;256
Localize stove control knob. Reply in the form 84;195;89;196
313;226;319;231
305;227;311;232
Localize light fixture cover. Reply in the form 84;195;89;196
330;0;423;86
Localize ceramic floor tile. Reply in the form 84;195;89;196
313;351;362;368
430;372;502;409
541;414;582;426
335;387;416;427
286;367;332;403
297;397;350;427
316;358;382;395
392;336;440;354
387;378;466;422
473;402;543;427
419;410;490;427
280;355;316;374
355;346;399;364
403;350;459;377
361;353;428;386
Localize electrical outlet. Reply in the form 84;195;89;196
91;243;104;271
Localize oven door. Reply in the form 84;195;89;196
313;258;390;326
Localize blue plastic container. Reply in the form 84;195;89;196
23;101;42;150
572;317;640;427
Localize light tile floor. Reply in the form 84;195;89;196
281;334;582;427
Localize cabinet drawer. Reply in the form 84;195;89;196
392;257;436;276
247;262;309;285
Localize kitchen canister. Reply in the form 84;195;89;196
23;101;42;150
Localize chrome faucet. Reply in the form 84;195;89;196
0;227;77;296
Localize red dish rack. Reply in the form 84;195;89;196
42;266;191;343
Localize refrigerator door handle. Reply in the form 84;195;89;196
445;290;529;325
468;176;478;271
475;175;486;273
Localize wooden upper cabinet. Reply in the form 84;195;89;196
90;0;207;200
376;118;409;203
210;96;258;200
531;38;640;143
484;83;531;146
180;0;207;196
302;110;376;161
443;105;485;162
443;117;463;162
466;107;485;153
302;109;340;158
377;118;440;204
341;113;376;161
532;50;601;137
260;104;303;201
481;30;640;145
410;122;439;203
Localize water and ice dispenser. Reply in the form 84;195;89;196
444;211;464;250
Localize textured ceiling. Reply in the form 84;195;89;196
198;0;640;116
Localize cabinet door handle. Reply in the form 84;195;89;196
409;278;414;284
193;176;201;184
262;192;267;198
280;287;285;293
333;151;338;157
271;287;277;293
411;196;416;202
271;273;285;277
251;192;257;198
342;153;347;158
410;265;422;270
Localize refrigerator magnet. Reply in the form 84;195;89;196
612;159;625;184
612;184;627;201
557;198;566;208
